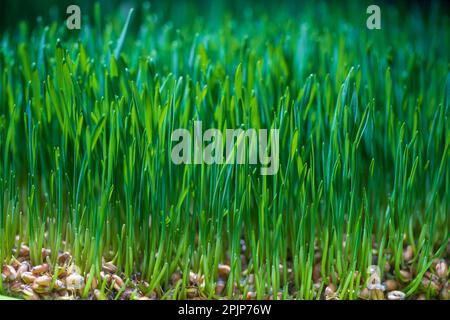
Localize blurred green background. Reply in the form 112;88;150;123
1;0;446;32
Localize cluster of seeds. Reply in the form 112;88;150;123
2;245;83;300
1;245;143;300
3;242;447;300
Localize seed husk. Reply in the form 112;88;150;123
189;271;197;285
246;291;257;299
367;275;382;290
54;279;65;290
58;252;71;265
171;271;182;285
2;265;17;282
439;287;449;300
32;264;49;275
10;281;24;293
403;245;413;262
387;290;405;300
215;280;225;295
16;261;30;277
370;289;385;300
248;273;255;284
102;261;117;274
90;276;98;290
384;261;391;273
21;271;36;284
41;248;51;260
94;289;102;300
112;274;124;291
121;289;133;300
65;273;85;291
197;274;205;288
100;271;112;283
325;284;337;299
186;287;198;298
218;264;231;278
19;245;30;257
22;286;40;300
384;279;398;291
313;263;322;282
399;270;412;281
436;260;448;279
367;265;381;289
34;275;52;287
32;282;52;293
360;288;370;300
421;276;441;291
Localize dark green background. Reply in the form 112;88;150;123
1;0;445;31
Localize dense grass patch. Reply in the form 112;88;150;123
0;1;449;299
